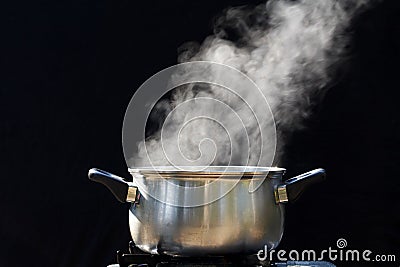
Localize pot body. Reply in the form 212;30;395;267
128;172;285;256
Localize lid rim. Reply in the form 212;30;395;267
128;166;286;177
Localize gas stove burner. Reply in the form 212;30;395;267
109;242;336;267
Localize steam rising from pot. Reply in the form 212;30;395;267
132;0;375;167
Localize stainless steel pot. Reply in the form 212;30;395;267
88;166;325;256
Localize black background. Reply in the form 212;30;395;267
1;0;400;266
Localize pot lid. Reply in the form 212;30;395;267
128;165;285;179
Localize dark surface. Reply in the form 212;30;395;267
1;0;399;266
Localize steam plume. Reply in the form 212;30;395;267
133;0;374;167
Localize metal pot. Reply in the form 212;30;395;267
88;166;325;256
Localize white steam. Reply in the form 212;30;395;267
134;0;373;167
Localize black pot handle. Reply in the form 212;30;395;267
88;168;139;204
275;168;326;204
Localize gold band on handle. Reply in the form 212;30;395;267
275;185;288;204
127;186;140;204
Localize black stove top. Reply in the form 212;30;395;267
108;242;336;267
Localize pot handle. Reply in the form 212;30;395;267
275;168;326;204
88;168;140;204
